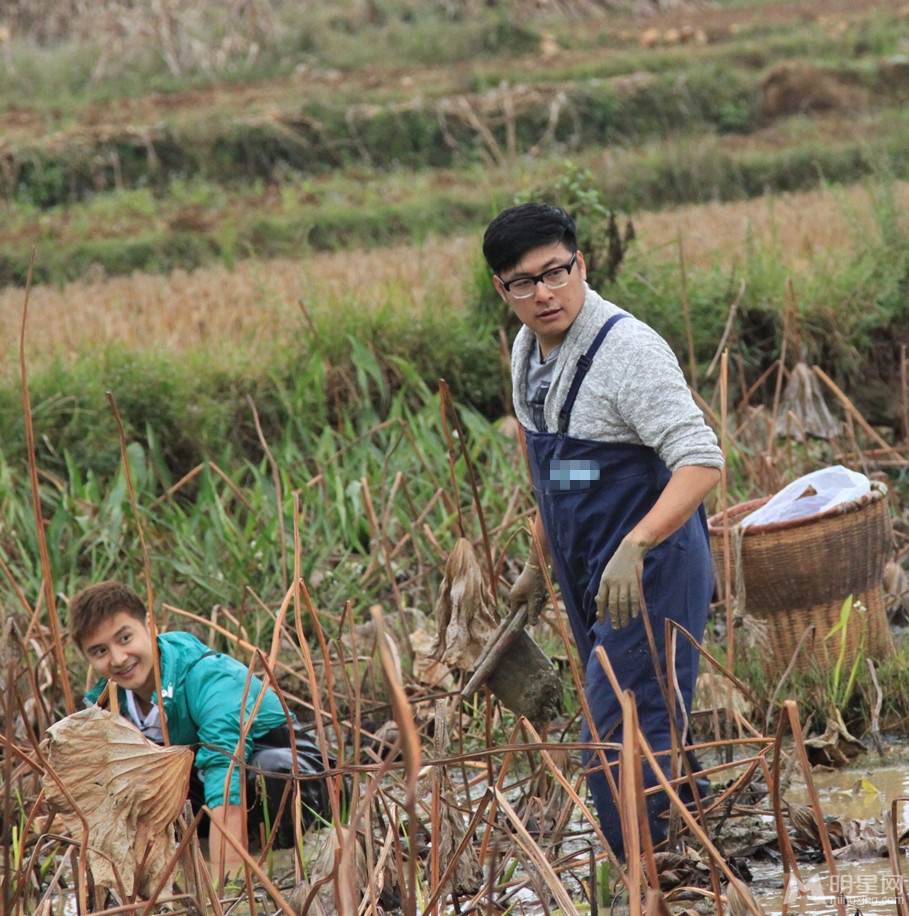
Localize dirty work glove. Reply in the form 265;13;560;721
509;562;550;626
596;540;648;629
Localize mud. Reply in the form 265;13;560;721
486;630;563;727
750;760;909;915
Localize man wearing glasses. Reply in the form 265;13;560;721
482;202;723;861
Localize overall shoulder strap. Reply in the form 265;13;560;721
557;314;627;435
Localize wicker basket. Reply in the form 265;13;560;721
708;480;894;678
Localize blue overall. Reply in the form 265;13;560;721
523;315;713;857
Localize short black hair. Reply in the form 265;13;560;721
482;202;578;276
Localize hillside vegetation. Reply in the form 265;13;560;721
1;0;908;282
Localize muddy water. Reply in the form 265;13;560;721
750;762;909;915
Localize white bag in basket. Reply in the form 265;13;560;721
739;465;870;529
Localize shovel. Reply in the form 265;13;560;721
431;538;562;727
462;601;562;727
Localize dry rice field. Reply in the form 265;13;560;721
3;180;907;380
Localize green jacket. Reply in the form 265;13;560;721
85;631;288;807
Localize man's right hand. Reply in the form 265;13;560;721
508;562;550;625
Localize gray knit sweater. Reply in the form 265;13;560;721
511;286;724;473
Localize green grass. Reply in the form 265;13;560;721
0;342;523;647
2;166;908;606
3;164;908;482
3;106;909;286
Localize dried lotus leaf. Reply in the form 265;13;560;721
421;704;482;896
774;361;842;440
409;627;453;689
430;538;499;669
43;706;194;898
725;876;768;916
433;777;483;895
290;826;371;916
431;538;562;726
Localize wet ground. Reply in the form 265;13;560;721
42;740;909;915
749;755;909;915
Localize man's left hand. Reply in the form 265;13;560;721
595;540;648;629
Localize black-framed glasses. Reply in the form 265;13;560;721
497;252;578;299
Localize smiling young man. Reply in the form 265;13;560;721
82;605;155;692
69;581;331;883
483;202;723;860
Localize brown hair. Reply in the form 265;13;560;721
68;581;148;651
